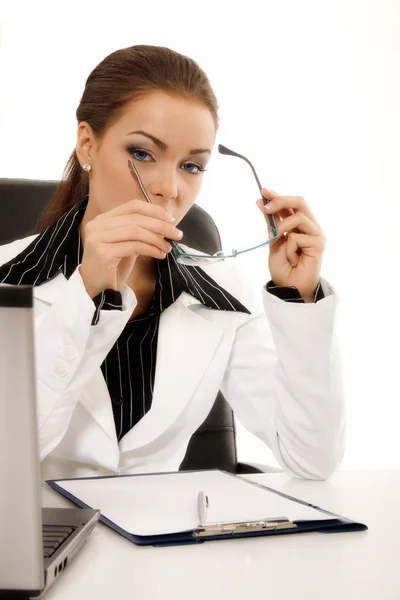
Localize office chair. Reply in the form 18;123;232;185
0;178;278;474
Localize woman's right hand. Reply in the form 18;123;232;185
78;199;183;299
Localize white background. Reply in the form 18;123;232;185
1;0;399;470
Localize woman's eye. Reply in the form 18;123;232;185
130;149;152;162
182;163;203;174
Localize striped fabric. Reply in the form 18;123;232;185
0;196;250;440
267;280;325;303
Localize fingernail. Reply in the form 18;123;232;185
165;242;172;251
166;212;176;222
264;202;272;211
176;229;183;238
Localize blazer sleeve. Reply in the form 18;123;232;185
219;277;344;480
33;267;137;460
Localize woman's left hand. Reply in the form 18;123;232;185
256;189;326;303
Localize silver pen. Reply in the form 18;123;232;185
197;490;209;526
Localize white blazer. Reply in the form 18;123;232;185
0;235;344;481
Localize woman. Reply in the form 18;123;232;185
0;45;343;480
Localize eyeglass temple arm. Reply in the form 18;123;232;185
128;158;153;204
128;158;177;248
218;144;277;235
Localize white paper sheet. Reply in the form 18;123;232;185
57;470;331;537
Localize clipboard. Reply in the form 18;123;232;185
46;469;367;547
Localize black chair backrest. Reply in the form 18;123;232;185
0;178;237;472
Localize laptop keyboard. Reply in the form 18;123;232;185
42;524;77;559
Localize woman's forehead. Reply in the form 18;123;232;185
112;90;216;147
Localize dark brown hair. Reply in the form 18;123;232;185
35;45;219;232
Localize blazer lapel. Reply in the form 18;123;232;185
33;271;68;305
79;371;119;449
118;292;225;453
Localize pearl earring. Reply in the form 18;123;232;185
82;163;91;172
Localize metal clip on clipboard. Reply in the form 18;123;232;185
193;491;297;538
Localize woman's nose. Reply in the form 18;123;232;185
148;169;178;202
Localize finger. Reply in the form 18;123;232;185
98;214;184;241
275;207;295;221
256;201;294;244
256;200;295;238
276;212;323;238
102;225;179;254
257;200;278;239
256;198;294;217
95;199;176;223
102;240;168;261
286;232;326;266
261;190;317;222
259;188;280;203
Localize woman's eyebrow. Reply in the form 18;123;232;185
125;130;211;156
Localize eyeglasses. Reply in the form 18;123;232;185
128;144;278;267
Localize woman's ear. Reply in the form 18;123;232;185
75;122;95;167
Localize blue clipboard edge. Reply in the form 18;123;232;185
234;474;367;527
46;469;368;547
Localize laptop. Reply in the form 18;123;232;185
0;283;100;597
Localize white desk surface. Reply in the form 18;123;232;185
41;470;400;600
